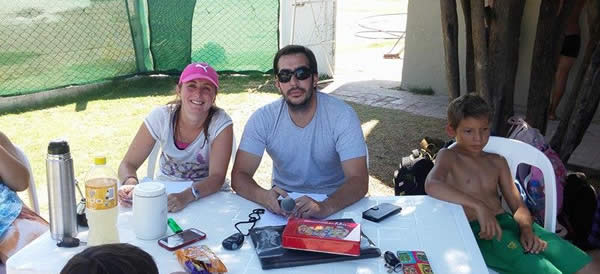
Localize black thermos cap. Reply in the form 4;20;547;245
48;139;70;155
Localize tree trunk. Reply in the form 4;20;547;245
487;0;525;136
440;0;461;100
470;0;490;103
551;2;600;152
550;42;596;152
460;0;476;93
558;41;600;162
526;0;575;134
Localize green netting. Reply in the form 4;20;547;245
0;0;137;96
0;0;279;97
147;0;196;72
190;0;279;72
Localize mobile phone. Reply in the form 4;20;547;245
362;203;402;223
158;228;206;251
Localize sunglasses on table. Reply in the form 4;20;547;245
276;66;313;83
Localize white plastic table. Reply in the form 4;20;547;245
6;192;489;274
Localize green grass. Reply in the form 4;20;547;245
1;76;447;220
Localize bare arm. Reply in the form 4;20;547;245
118;123;156;185
190;124;232;198
310;156;368;218
167;125;234;212
425;149;502;240
0;132;29;192
231;149;288;215
497;156;532;229
497;155;547;253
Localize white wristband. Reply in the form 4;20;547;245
191;185;200;200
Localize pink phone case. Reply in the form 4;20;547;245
157;228;206;251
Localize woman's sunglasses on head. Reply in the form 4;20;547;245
277;66;312;83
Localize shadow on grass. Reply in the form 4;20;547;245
1;75;450;189
0;73;278;115
349;102;448;188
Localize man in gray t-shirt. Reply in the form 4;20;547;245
232;45;368;219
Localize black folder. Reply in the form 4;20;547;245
249;219;381;270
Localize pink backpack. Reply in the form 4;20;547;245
507;116;567;225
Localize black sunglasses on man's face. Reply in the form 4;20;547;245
277;66;312;83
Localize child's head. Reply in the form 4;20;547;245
446;94;492;151
60;243;158;274
447;94;491;130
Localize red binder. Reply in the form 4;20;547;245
282;218;361;256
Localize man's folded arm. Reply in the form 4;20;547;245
320;156;369;217
231;149;264;202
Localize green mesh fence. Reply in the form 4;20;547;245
190;0;279;72
0;0;137;96
0;0;279;97
147;0;196;72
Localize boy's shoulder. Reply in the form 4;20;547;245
440;147;505;165
0;131;11;148
436;147;458;161
480;150;507;166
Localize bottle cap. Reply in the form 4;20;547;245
48;139;70;155
134;182;166;197
94;156;106;165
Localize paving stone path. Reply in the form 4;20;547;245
323;80;600;175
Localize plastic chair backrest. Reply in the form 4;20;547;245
365;143;369;169
449;136;557;232
145;134;237;181
145;141;161;180
13;146;40;214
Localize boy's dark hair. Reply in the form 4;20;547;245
273;45;318;75
61;243;158;274
447;94;492;129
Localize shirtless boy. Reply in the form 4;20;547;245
425;94;598;273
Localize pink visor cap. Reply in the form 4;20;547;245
178;62;219;89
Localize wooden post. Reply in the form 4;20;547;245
526;0;574;134
460;0;476;93
558;41;600;162
550;0;600;153
440;0;461;100
487;0;525;135
470;0;491;103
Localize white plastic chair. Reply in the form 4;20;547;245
13;146;40;214
365;143;370;169
145;134;237;181
449;136;557;232
145;141;161;180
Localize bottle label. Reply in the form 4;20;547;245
86;184;117;210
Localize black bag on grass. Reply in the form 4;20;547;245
392;137;446;196
393;149;434;196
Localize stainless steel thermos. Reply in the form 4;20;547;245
46;139;78;240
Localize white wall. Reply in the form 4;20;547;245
279;0;336;76
401;0;447;94
402;0;597;119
